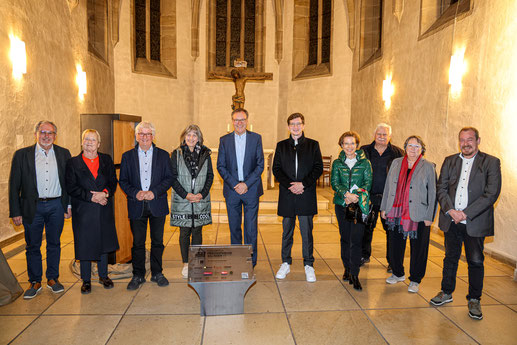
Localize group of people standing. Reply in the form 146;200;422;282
9;110;501;321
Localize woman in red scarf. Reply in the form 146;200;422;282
380;136;437;293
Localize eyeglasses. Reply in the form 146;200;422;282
407;144;421;149
137;132;153;137
39;131;56;136
232;118;247;123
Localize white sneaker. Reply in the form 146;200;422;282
182;264;189;279
408;281;419;293
275;262;291;279
305;265;316;283
386;274;405;284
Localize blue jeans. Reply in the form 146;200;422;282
441;222;485;300
23;199;65;282
226;195;259;266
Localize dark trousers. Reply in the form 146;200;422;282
23;199;64;282
281;216;315;267
226;195;259;266
361;203;390;265
335;205;365;276
80;253;108;281
441;222;485;300
129;203;165;277
389;221;430;283
179;226;203;263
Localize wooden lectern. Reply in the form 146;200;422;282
80;114;142;263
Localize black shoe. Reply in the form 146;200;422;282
360;257;370;267
351;275;362;291
342;269;351;282
387;264;392;273
81;281;91;294
127;276;146;290
150;273;169;287
99;277;114;289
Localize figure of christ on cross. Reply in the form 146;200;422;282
209;68;273;110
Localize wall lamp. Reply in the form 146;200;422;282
449;47;467;97
9;34;27;79
76;64;87;101
382;74;395;109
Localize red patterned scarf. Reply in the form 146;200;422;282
386;155;422;239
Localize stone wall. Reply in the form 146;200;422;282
0;0;115;242
350;0;517;261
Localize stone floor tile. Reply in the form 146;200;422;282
288;311;386;345
508;304;517;313
10;315;121;345
311;223;340;232
244;281;284;313
481;276;517;304
345;279;430;309
44;282;137;315
366;308;477;345
439;305;517;345
107;315;203;345
313;243;341;259
265;244;321;261
203;313;295;345
162;244;183;260
6;259;27;277
260;230;302;244
0;282;73;315
325;258;391;280
270;259;337;281
312;231;341;244
0;315;37;344
277;280;359;312
162;260;190;283
59;243;77;260
126;282;199;315
16;261;80;283
252;260;275;281
428;256;512;277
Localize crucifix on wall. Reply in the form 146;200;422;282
209;67;273;110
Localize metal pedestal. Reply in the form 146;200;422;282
189;279;256;316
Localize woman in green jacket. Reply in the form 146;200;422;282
331;131;372;291
170;125;214;278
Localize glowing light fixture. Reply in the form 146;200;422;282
76;64;87;101
382;74;395;109
9;34;27;79
449;47;467;97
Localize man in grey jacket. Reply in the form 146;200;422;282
430;127;501;321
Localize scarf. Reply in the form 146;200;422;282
182;143;202;178
386;155;422;239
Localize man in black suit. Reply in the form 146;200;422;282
431;127;502;320
272;113;323;282
119;121;173;290
9;121;71;299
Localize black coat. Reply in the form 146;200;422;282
273;134;323;217
9;144;71;224
65;153;119;261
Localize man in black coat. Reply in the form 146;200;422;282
9;121;71;299
119;121;173;290
272;113;323;282
359;123;404;271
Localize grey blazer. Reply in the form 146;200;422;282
437;151;501;237
380;157;437;223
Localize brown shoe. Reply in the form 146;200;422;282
23;282;42;299
99;277;114;289
47;279;65;293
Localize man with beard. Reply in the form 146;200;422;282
430;127;501;321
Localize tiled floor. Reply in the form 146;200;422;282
2;191;517;344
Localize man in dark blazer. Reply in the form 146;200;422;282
119;121;173;290
9;121;71;299
272;113;322;282
431;127;501;321
217;108;264;266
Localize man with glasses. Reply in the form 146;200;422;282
272;113;322;282
360;123;404;272
217;108;264;266
431;127;501;320
119;121;173;290
9;121;71;299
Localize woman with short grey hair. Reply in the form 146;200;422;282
170;125;214;278
380;135;437;293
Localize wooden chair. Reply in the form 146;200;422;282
318;155;332;187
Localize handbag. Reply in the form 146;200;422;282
345;202;375;225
